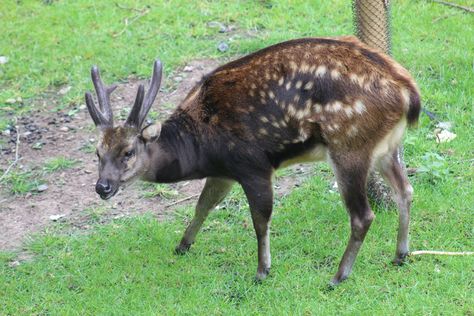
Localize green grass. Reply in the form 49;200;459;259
0;170;43;195
1;178;472;315
141;183;179;199
1;0;473;314
43;156;78;173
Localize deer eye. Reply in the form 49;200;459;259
124;149;135;159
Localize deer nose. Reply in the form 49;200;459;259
95;179;111;195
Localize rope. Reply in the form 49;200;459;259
410;250;474;256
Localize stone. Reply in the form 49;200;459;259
217;42;229;53
37;184;49;192
49;214;65;221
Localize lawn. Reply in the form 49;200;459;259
1;0;473;314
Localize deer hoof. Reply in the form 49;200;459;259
392;252;409;266
254;267;270;282
174;243;192;255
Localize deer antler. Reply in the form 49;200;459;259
126;59;163;128
85;66;117;128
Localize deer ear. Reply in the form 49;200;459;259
140;123;162;142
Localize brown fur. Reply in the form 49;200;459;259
87;36;421;285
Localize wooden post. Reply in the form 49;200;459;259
353;0;398;206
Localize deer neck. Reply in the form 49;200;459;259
143;116;203;183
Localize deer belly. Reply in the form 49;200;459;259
279;144;328;169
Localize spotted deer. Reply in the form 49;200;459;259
85;36;420;285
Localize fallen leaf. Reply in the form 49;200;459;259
435;129;457;143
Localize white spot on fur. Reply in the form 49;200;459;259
290;61;298;71
258;128;268;136
314;103;322;113
344;106;354;118
315;65;327;76
259;91;266;98
278;77;284;86
304;81;314;90
295;80;303;89
287;103;296;116
331;69;341;79
293;95;300;104
301;62;310;73
328;101;342;112
260;116;269;123
268;91;275;99
354;100;366;114
286;82;292;91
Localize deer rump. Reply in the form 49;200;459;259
85;36;420;286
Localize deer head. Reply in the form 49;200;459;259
85;60;163;200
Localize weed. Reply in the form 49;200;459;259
43;157;77;173
0;170;43;195
141;183;178;199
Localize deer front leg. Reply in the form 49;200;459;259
330;156;374;286
175;177;234;254
241;176;273;281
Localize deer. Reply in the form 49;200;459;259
85;36;420;286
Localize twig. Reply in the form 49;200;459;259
431;0;474;13
0;121;22;182
410;250;474;256
165;194;200;208
112;8;150;38
432;12;459;23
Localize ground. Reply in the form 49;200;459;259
0;59;312;251
1;1;473;314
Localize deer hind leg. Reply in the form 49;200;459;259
329;155;375;286
175;177;234;254
377;149;413;265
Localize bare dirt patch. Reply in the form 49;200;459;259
0;59;312;252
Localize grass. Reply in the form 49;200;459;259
43;156;78;173
1;178;472;315
0;170;43;195
141;183;179;199
1;0;473;314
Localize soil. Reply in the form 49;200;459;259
0;59;312;252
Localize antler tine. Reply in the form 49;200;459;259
90;66;117;127
125;84;145;128
139;59;163;125
85;91;107;127
125;59;163;129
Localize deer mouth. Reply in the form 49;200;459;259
99;186;119;200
